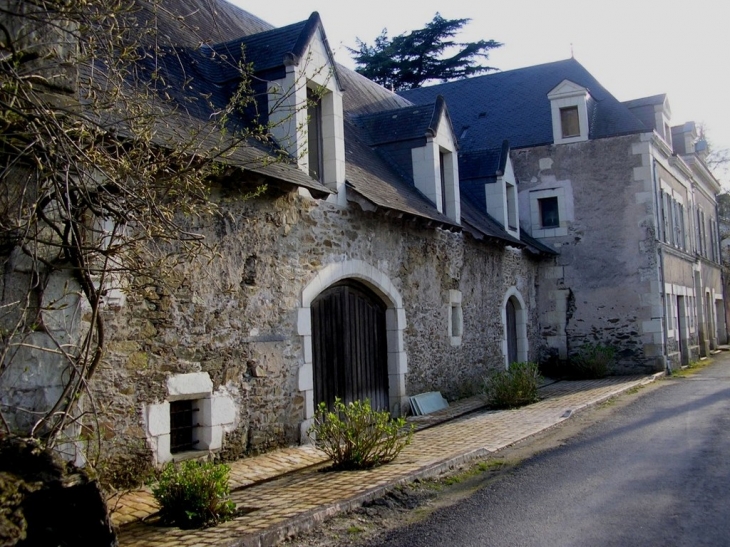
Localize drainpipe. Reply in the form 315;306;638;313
652;158;670;373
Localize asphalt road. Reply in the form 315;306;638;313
369;359;730;547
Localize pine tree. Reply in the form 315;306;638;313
349;13;501;91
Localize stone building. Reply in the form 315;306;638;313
403;59;726;373
1;1;723;478
0;1;552;475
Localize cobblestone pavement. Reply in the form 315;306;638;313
116;374;660;547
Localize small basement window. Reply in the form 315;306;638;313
539;197;560;228
170;399;199;454
560;106;580;138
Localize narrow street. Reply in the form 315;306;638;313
363;358;730;547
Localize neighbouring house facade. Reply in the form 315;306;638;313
0;1;723;480
403;59;726;373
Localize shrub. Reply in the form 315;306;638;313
569;343;616;379
308;398;414;470
151;460;236;529
483;361;542;409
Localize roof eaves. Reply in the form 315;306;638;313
346;183;461;231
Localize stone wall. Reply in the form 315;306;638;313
513;135;662;373
84;180;543;481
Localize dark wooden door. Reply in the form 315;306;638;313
506;297;518;366
311;281;389;411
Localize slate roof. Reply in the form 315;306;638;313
354;104;438;146
352;95;454;148
339;65;414;116
125;2;332;196
459;142;508;181
131;0;274;47
195;13;342;89
622;94;666;133
400;58;649;152
128;0;550;249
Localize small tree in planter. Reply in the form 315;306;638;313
308;398;414;470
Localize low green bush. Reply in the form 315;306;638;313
308;398;414;470
151;460;236;529
483;361;542;408
569;343;616;379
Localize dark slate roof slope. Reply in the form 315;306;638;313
131;0;274;47
622;94;666;134
354;104;437;146
340;66;414;116
198;13;341;87
353;95;453;147
622;94;666;109
459;142;508;181
401;58;648;151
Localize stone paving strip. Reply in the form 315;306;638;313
109;445;329;526
117;374;659;547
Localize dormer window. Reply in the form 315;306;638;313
482;141;519;238
560;107;580;138
548;80;590;144
409;97;460;224
262;14;346;204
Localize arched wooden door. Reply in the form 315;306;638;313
311;280;389;411
506;297;518;366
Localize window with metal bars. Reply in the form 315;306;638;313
169;400;199;453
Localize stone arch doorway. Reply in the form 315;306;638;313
311;280;389;411
502;287;528;368
297;260;408;440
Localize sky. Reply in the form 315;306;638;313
229;0;730;185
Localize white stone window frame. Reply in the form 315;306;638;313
447;289;463;346
297;260;407;441
548;80;590;145
144;372;237;465
501;287;529;368
529;187;568;238
267;28;346;206
664;284;695;340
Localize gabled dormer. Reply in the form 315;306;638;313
411;96;460;223
231;13;346;204
547;79;591;144
353;96;461;224
459;141;519;239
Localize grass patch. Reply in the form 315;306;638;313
671;358;713;378
437;459;510;486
